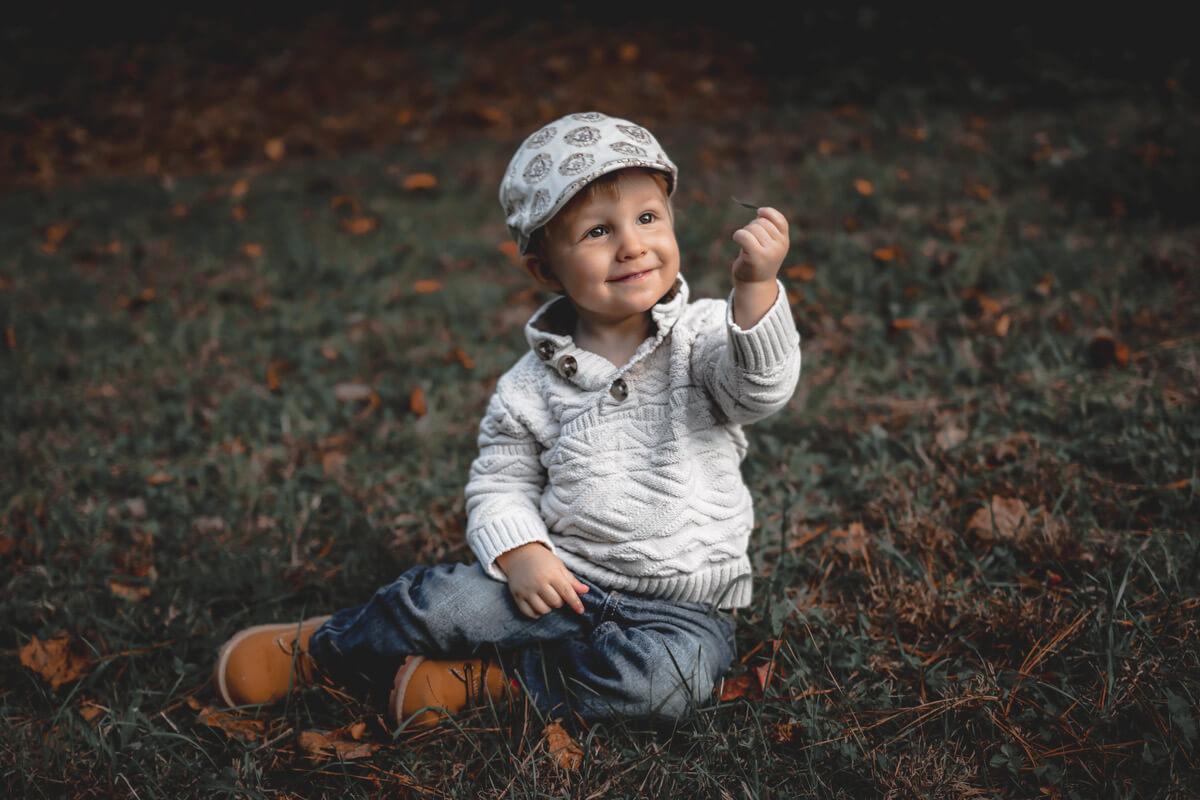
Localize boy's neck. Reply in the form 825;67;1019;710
572;310;655;368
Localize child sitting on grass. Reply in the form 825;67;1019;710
215;111;801;727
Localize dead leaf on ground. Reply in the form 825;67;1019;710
544;721;583;771
872;245;904;263
340;216;378;235
936;419;968;450
78;698;106;723
334;382;373;402
19;635;91;689
853;178;873;196
296;728;382;763
967;496;1030;543
109;565;157;601
230;178;249;198
413;279;444;293
410;386;427;417
719;673;761;702
785;263;816;281
498;240;523;268
264;138;285;161
831;521;870;558
187;697;267;742
402;173;438;191
1087;329;1130;368
445;347;475;369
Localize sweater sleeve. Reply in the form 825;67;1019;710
464;390;554;581
690;280;802;425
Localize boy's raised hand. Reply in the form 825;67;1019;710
731;207;789;285
495;542;588;618
729;207;790;328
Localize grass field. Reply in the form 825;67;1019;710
2;69;1199;798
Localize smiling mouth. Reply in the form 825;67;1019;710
607;267;656;283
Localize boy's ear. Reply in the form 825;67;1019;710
520;254;563;292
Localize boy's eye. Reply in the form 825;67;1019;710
638;212;656;224
585;226;607;238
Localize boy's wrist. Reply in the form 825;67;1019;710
495;541;549;575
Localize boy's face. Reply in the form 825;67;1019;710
527;169;680;329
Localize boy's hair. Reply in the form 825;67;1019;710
526;168;672;261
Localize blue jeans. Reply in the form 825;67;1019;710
307;562;736;723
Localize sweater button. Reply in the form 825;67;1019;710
536;341;555;361
610;378;628;402
558;355;577;378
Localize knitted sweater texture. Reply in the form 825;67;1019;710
464;277;801;608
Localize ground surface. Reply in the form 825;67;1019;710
2;6;1198;799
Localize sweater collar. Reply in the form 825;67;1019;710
523;276;688;386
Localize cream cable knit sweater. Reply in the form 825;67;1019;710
465;277;801;609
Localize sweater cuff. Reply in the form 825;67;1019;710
468;514;554;582
725;280;798;373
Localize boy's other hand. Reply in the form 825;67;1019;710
731;207;789;285
495;542;589;618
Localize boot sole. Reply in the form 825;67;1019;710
389;654;426;724
214;615;332;706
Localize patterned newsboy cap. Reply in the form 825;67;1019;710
499;111;678;254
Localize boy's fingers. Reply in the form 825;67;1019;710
757;206;789;234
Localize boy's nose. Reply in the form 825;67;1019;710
616;229;646;260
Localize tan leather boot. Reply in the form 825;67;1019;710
214;616;331;706
389;656;513;728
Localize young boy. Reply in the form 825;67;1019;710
215;111;800;727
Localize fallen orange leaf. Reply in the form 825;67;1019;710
445;347;475;369
889;318;919;331
965;183;993;201
330;194;361;213
410;386;427;417
544;721;584;771
146;471;173;485
334;382;372;402
296;728;381;763
785;263;816;281
994;314;1012;337
853;178;873;196
872;245;904;262
719;674;759;702
230;178;249;198
340;216;378;235
242;243;262;258
498;240;522;267
413;279;443;294
6;327;15;349
472;107;506;125
402;173;438;191
1088;329;1129;368
618;43;640;62
188;697;267;742
264;138;285;161
19;635;91;689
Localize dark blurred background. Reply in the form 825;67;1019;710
3;1;1193;186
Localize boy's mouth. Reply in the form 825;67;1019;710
607;267;656;283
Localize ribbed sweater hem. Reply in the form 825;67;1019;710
558;550;754;609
